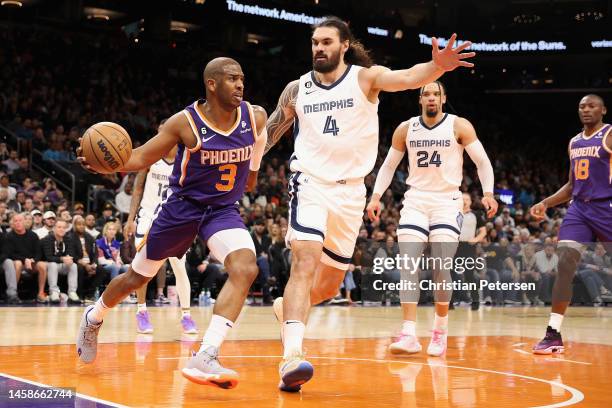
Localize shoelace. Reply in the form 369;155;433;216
431;329;445;343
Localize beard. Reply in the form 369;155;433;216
425;107;439;118
313;49;341;73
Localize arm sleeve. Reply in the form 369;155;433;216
249;127;268;171
372;147;405;197
464;140;494;194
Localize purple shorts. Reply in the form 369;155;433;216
145;194;246;261
558;199;612;243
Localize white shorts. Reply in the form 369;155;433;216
398;188;463;241
286;171;365;270
133;227;255;278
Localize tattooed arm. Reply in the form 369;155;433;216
265;80;299;154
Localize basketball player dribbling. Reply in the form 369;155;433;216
123;119;197;335
76;57;268;390
264;16;476;391
366;81;497;356
530;94;611;354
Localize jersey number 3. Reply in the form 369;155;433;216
323;115;340;136
216;164;237;191
416;150;442;167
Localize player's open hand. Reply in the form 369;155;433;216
76;137;97;174
366;199;382;222
529;201;547;221
432;33;475;72
482;195;498;219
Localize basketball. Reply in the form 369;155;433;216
80;122;132;174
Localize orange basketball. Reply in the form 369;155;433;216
80;122;132;174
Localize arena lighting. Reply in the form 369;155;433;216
171;21;198;33
87;14;110;21
1;0;23;6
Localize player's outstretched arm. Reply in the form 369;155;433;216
456;117;498;218
367;33;475;93
121;112;192;172
264;80;299;154
366;122;408;222
246;105;268;192
124;168;148;238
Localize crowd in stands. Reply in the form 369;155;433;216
1;23;610;307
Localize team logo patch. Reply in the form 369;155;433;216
305;81;312;88
201;127;207;135
242;121;247;129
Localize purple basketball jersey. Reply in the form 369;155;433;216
169;100;256;206
569;124;612;201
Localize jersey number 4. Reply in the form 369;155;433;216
323;115;340;136
416;150;442;167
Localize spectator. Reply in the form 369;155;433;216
268;224;290;295
2;212;47;303
11;157;31;185
34;211;56;239
85;213;100;238
0;143;9;162
40;219;80;303
251;218;272;304
69;215;105;302
72;202;85;217
96;203;116;230
0;202;10;232
115;181;133;217
483;237;521;305
96;221;128;279
534;243;558;303
2;150;20;175
9;191;26;213
30;209;43;230
58;209;72;231
519;243;544;305
0;174;16;201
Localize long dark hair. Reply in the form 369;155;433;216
313;16;374;68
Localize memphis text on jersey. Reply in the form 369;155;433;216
200;145;253;166
303;98;354;114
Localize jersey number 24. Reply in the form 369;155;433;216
416;150;442;167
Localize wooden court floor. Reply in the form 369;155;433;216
1;305;611;407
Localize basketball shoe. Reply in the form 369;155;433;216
181;315;198;334
136;310;153;334
532;326;564;355
278;351;314;392
389;334;422;355
182;346;239;389
427;329;447;357
76;304;103;363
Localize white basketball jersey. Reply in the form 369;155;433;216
405;113;463;192
139;158;173;217
292;65;379;182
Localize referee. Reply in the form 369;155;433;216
454;192;487;310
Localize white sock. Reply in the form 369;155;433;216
200;314;233;351
137;303;147;313
181;308;191;317
401;320;416;336
433;314;448;331
549;313;563;332
283;320;305;358
88;298;109;324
